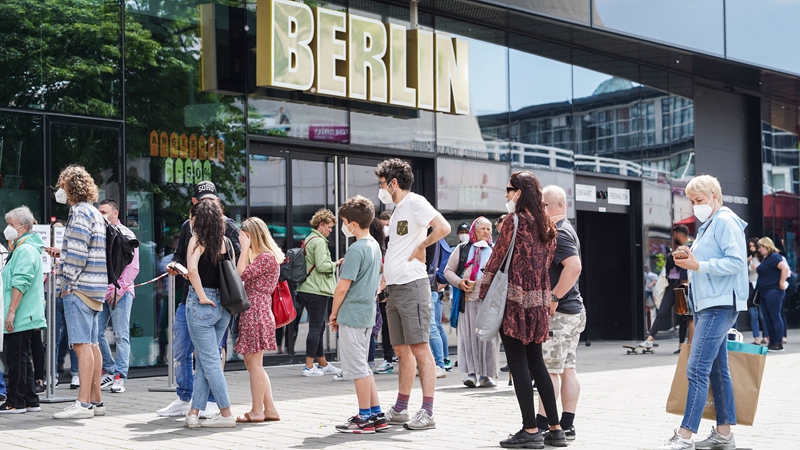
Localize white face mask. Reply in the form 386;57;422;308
505;200;516;214
693;198;715;222
102;214;110;222
4;225;19;242
341;222;355;238
382;225;389;236
55;188;67;204
378;187;393;205
458;233;470;243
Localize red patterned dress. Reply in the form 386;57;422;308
234;252;279;354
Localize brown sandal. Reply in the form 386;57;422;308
236;412;265;423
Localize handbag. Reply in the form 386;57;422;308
474;214;518;343
673;281;691;316
219;237;250;315
450;287;462;328
652;267;668;310
272;280;297;328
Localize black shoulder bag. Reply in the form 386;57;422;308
219;237;250;315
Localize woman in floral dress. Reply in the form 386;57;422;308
234;217;283;422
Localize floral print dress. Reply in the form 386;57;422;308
234;252;279;354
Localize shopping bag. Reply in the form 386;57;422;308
666;342;767;426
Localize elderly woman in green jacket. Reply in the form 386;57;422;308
1;206;46;414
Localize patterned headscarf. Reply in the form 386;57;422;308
465;217;492;281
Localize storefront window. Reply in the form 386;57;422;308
0;113;45;235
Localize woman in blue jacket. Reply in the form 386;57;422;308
658;175;748;450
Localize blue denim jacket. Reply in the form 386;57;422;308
688;207;748;312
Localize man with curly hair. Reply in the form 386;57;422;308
48;165;108;419
374;158;451;430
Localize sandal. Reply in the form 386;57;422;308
236;412;265;423
264;410;281;421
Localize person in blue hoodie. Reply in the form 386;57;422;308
1;206;46;414
657;175;748;450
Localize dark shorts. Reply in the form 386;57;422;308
386;278;431;346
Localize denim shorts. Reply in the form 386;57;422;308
63;293;100;345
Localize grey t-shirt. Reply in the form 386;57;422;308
337;236;382;328
549;219;584;315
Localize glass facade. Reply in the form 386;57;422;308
2;0;799;366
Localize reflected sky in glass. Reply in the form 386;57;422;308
727;1;800;75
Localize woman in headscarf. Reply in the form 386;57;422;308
444;216;499;388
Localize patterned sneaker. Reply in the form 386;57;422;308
302;366;325;377
100;372;114;390
319;363;342;376
386;407;408;424
403;409;435;430
374;361;393;374
372;412;389;432
658;430;696;450
694;427;735;450
110;374;126;393
335;415;375;434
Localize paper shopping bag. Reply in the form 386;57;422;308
665;342;767;426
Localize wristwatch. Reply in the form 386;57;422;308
551;293;560;303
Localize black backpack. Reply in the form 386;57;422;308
106;220;139;289
280;236;319;284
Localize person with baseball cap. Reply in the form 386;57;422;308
456;223;470;244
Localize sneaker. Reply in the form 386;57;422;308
332;373;344;381
27;406;42;412
658;430;696;450
70;375;80;389
199;401;219;419
53;400;94;419
157;398;191;417
201;414;236;428
768;345;785;352
386;407;408;424
0;403;27;414
184;414;200;428
302;366;325;377
500;428;544;449
92;402;106;416
435;366;447;378
34;380;45;394
500;364;510;373
640;340;654;349
443;358;454;371
564;425;576;441
374;361;394;374
479;376;497;387
319;363;342;376
372;412;389;432
110;375;126;393
543;428;568;447
403;409;435;430
694;426;735;450
100;372;114;390
335;415;376;434
463;373;478;388
0;394;6;403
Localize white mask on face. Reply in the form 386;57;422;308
102;214;110;222
693;198;715;222
383;225;389;236
458;233;470;243
55;188;67;204
505;200;516;214
342;222;355;238
4;225;19;242
378;179;394;205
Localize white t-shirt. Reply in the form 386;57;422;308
384;192;439;285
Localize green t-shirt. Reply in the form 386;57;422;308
337;236;382;328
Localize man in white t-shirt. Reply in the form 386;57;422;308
375;158;451;431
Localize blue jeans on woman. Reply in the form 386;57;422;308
186;287;231;411
174;302;217;404
760;288;785;346
747;305;768;339
681;305;739;433
429;291;445;368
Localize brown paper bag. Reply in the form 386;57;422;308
665;344;766;426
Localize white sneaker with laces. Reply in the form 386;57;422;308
201;414;236;428
479;376;497;387
319;363;342;376
386;407;409;424
199;401;220;419
302;366;325;377
70;375;80;389
640;340;655;349
694;427;735;450
110;375;126;393
100;373;114;390
658;430;695;450
332;373;343;381
53;400;94;419
92;402;106;416
403;409;435;430
157;398;191;417
184;414;200;428
374;360;393;374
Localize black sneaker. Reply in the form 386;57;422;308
564;426;576;441
335;415;376;434
372;412;389;432
500;364;510;373
542;428;568;447
500;429;544;449
35;380;45;394
768;345;785;352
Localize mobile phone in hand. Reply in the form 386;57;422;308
170;262;189;276
673;250;689;260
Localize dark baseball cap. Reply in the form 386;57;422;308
193;181;218;200
457;222;470;233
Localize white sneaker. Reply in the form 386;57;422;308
100;373;114;390
463;374;478;388
640;340;655;349
374;360;394;374
332;373;344;381
302;366;325;377
53;400;94;419
435;366;447;379
70;375;80;389
184;414;200;428
403;409;436;430
694;426;735;450
157;398;191;417
92;402;106;416
199;401;220;419
201;414;236;428
318;363;342;376
110;375;126;393
479;376;497;387
386;407;409;424
658;430;695;450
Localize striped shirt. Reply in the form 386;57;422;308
58;202;108;304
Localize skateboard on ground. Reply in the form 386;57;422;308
623;345;655;355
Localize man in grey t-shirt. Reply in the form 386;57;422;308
536;185;586;441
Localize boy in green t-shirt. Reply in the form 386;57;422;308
328;195;385;434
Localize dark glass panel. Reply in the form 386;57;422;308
0;113;45;237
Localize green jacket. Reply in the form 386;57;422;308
3;232;46;334
297;229;336;297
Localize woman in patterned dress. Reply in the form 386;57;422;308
234;217;283;423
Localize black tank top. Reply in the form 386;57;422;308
197;250;225;289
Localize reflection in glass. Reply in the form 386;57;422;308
727;2;800;75
249;154;288;250
248;96;349;144
0;113;44;237
502;0;591;24
350;110;435;153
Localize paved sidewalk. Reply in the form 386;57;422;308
0;339;793;449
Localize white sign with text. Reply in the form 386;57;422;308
608;187;631;206
575;184;596;203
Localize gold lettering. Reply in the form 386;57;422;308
313;7;347;97
347;14;387;102
257;0;315;90
408;29;434;111
435;32;470;115
385;23;416;108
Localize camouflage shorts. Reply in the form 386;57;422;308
542;308;587;374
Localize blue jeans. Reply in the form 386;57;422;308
98;292;133;379
429;291;445;368
434;291;448;358
55;297;79;375
186;287;231;411
760;288;785;345
681;306;739;433
173;303;216;404
747;305;768;339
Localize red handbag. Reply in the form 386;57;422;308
272;281;297;328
